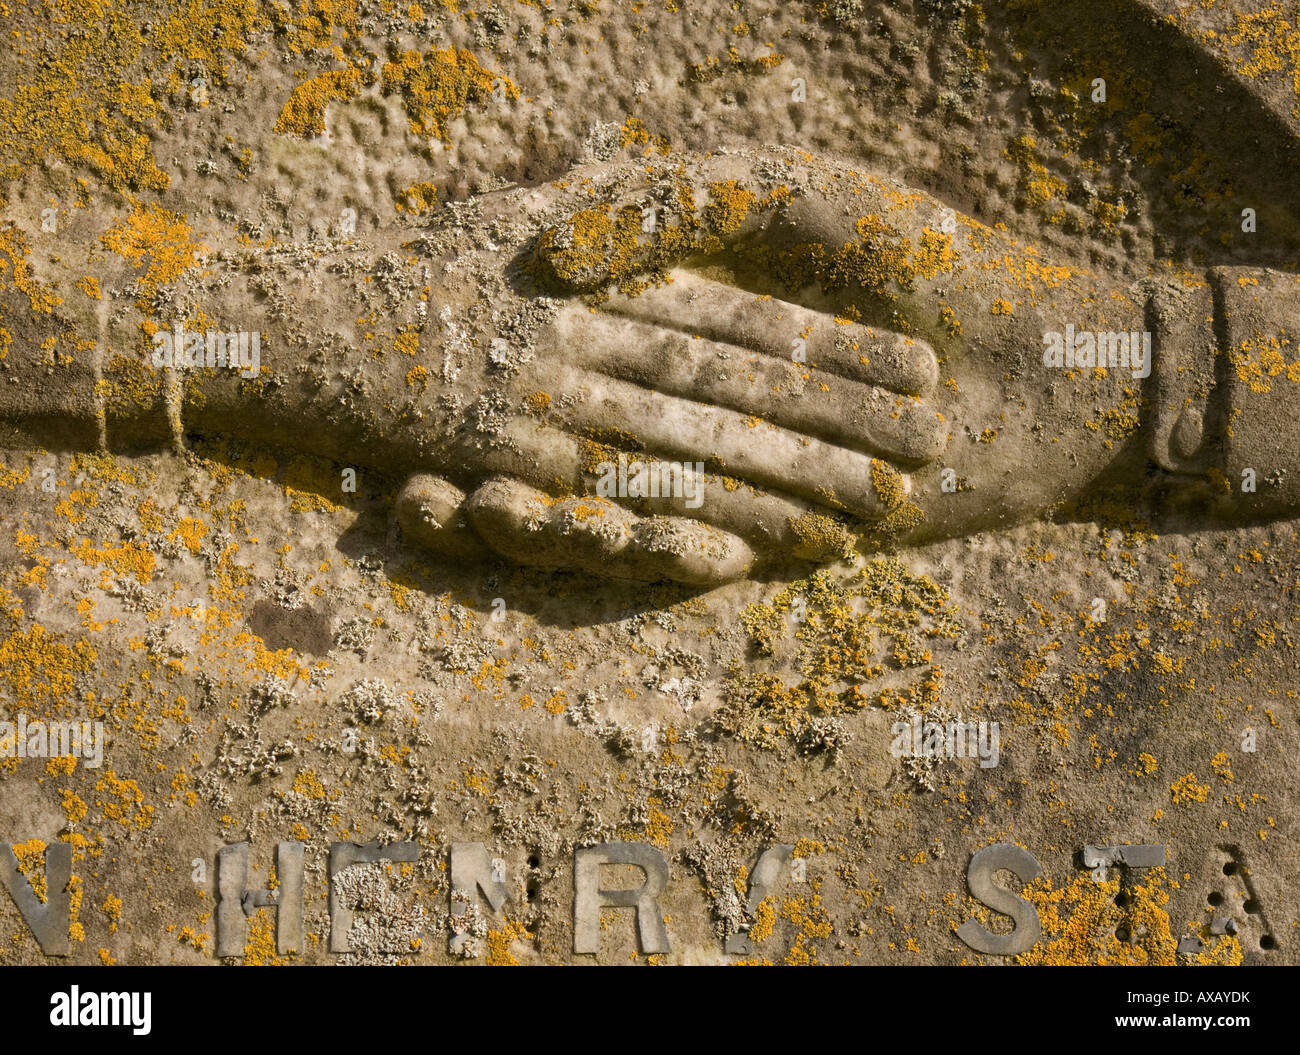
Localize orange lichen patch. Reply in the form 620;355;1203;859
1083;383;1143;446
167;922;209;952
0;623;97;709
1226;332;1299;394
95;770;154;831
1170;772;1210;805
1222;7;1300;115
686;45;786;84
485;918;532;965
269;0;361;55
169;767;194;805
102;894;123;933
128;499;160;537
11;839;49;901
395;180;439;215
100;203;206;293
68;538;156;583
870;458;906;508
60;789;88;824
0;223;62;313
229;630;311;681
564;206;614;250
729;560;955;744
644;808;673;847
394;326;420;356
620;115;671;155
387;580;414;612
242;908;289;965
0;462;31;489
714;670;805;748
461;766;492;795
1211;751;1235;783
805;213;961;305
567;500;612;523
76;275;101;299
405;364;429;392
54;488;97;526
274;68;363;136
524;391;552;414
909;227;958;280
380;48;516;141
45;754;77;777
168;517;208;555
748;896;777;943
99;352;166;420
283;455;344;513
0;0;264;192
538;173;773;295
779;887;833;965
67;874;86;942
702;180;757;235
1004;135;1068;214
0;586;23;622
1014;870;1240;966
788;511;856;562
291;769;327;800
536;204;624;289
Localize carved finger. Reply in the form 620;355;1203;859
518;360;911;520
451;418;859;560
395;474;492;559
551;306;947;464
600;272;940;397
464;476;755;586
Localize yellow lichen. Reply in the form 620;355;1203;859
380;48;516;141
274;68;363;137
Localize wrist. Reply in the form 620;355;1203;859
1144;275;1218;477
1205;266;1300;516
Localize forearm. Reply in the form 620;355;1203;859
0;240;457;482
